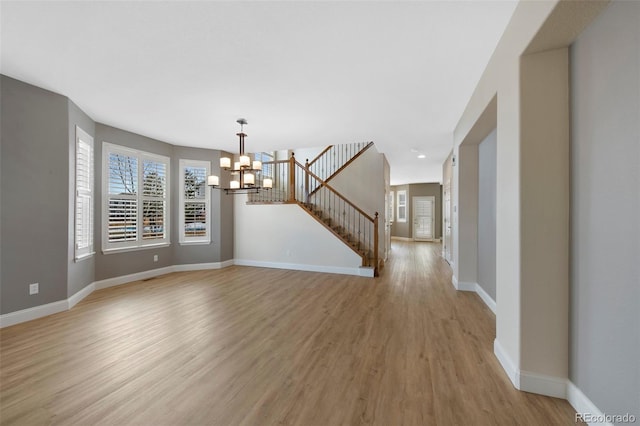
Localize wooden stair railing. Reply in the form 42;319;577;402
306;141;374;195
293;157;379;276
247;153;379;276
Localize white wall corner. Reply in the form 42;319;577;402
567;382;614;426
474;283;497;314
494;338;520;389
451;274;459;289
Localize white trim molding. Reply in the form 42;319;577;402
0;261;234;328
567;381;614;426
233;259;373;277
68;283;96;309
457;280;477;292
94;266;175;290
0;300;68;328
519;370;567;399
494;338;567;398
473;283;496;314
494;338;520;389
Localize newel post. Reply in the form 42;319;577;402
288;152;296;202
374;212;379;277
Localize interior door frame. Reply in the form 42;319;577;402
443;181;452;263
412;196;435;241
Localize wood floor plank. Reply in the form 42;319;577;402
1;241;582;425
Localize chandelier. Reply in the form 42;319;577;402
207;118;272;194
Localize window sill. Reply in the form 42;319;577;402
102;243;170;255
179;241;212;246
74;252;96;262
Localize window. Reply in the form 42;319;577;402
397;190;407;222
179;159;211;244
254;151;274;177
75;126;94;260
102;142;170;252
389;191;395;222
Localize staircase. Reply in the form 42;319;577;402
300;202;379;269
247;142;380;276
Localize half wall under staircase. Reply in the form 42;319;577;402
246;142;381;276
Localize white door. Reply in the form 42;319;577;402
413;196;435;241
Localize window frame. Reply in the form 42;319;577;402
397;190;407;223
74;126;95;261
179;159;211;245
102;142;170;253
389;190;395;222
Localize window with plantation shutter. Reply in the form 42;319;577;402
102;142;170;252
75;127;94;260
179;159;211;244
397;190;407;223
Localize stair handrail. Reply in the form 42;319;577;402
305;141;374;197
295;157;379;276
294;158;374;222
307;145;334;168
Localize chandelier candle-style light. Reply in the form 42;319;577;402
208;118;272;194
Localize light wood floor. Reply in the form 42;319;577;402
1;241;580;425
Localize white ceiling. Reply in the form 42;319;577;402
0;1;517;185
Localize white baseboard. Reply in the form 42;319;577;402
451;276;496;315
457;280;477;292
392;236;442;242
233;259;370;277
0;300;68;328
494;339;569;399
520;370;567;398
567;381;614;426
494;338;520;389
94;266;175;290
68;283;96;309
0;261;235;328
473;283;496;314
490;354;612;422
173;260;233;272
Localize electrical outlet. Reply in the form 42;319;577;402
153;255;158;262
29;283;39;295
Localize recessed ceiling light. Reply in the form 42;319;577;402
417;154;426;159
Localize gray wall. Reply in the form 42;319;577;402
570;0;639;421
94;124;175;280
67;100;96;297
1;76;69;313
171;146;233;265
94;125;233;280
1;75;235;315
390;183;442;240
477;129;496;301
